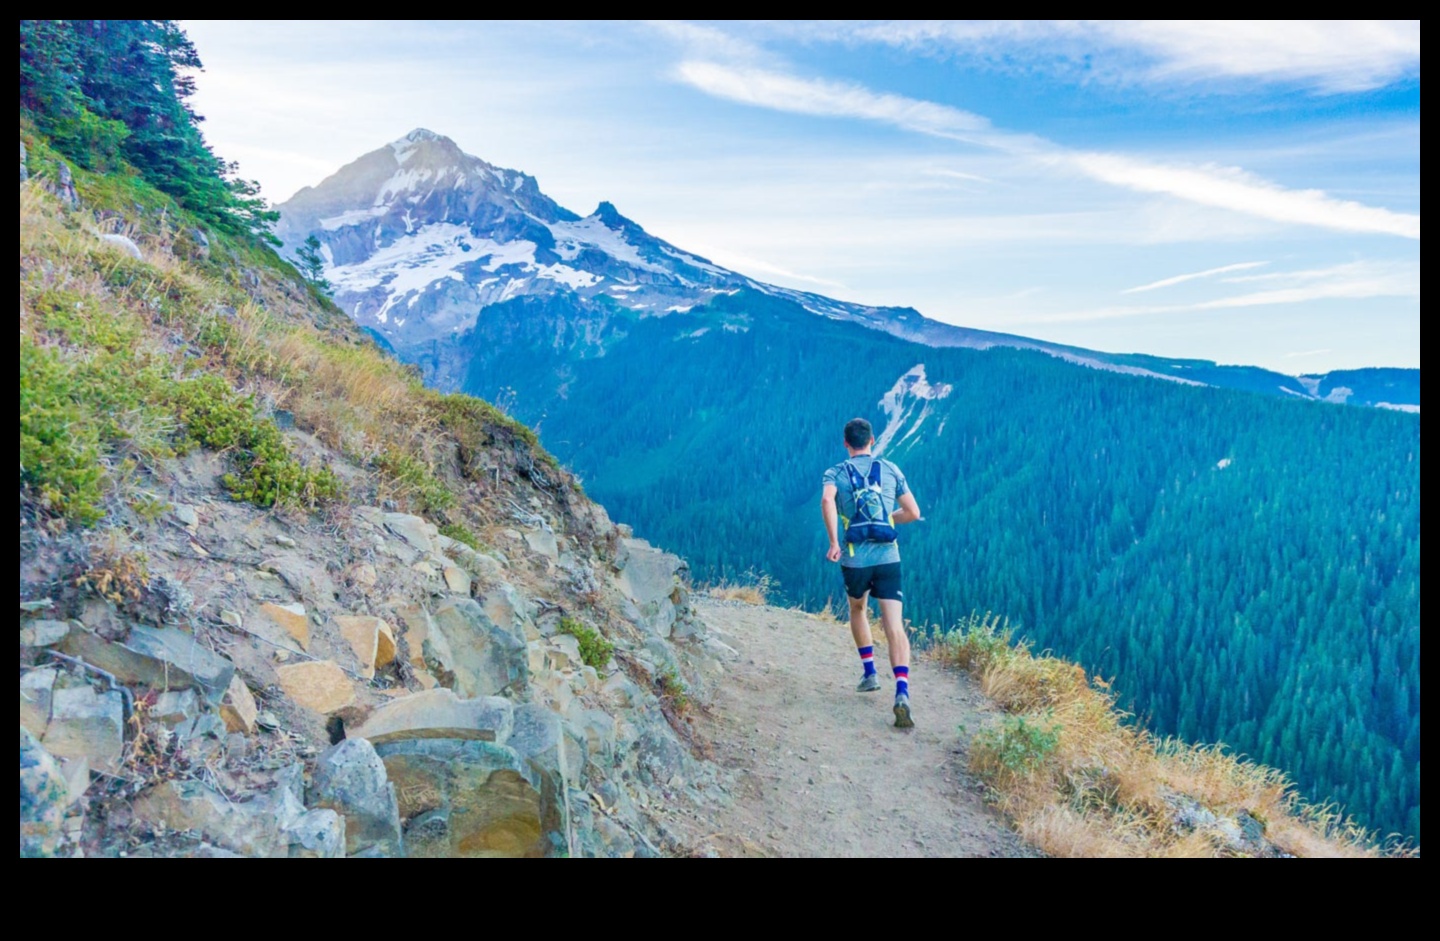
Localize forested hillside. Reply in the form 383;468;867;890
458;290;1421;842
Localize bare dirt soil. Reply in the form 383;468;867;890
687;598;1038;858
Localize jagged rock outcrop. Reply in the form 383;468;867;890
19;427;728;858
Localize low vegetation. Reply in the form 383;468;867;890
557;616;614;670
19;128;573;541
706;571;776;606
934;613;1410;858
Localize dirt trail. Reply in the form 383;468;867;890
689;598;1036;858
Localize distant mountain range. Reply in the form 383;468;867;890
277;129;1418;411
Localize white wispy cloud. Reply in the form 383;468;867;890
1027;260;1417;323
1122;261;1269;294
673;61;1024;149
673;60;1421;240
817;20;1421;93
1070;153;1419;238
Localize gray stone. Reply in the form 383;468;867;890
391;603;456;689
636;723;690;790
509;703;580;788
55;162;77;206
99;233;142;259
152;689;200;725
20;619;70;647
599;673;641;710
285;809;345;858
59;624;235;702
432;598;528;697
570;795;637;859
172;504;198;528
351;688;513;746
20;728;69;857
375;738;550;858
20;666;59;737
571;708;618;763
308;738;403;857
44;684;125;774
613;538;687;637
524;529;559;560
132;780;285;857
384;512;435;552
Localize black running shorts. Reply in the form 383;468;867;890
842;561;903;602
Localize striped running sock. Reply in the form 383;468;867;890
858;646;877;677
894;665;910;698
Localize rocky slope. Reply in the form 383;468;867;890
19;136;736;858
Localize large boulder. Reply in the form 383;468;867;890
41;684;125;774
276;660;356;715
613;538;687;638
431;599;527;697
130;764;341;857
374;738;548;858
309;738;403;857
350;688;513;745
59;624;234;702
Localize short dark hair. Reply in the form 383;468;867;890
844;418;873;450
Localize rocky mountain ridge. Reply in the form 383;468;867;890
278;129;1418;410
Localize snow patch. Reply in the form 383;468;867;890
535;264;600;289
874;365;952;455
319;206;390;230
326;222;541;329
548;217;667;273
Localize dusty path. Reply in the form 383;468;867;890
689;598;1037;858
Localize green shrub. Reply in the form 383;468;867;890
375;448;455;513
19;338;106;524
438;521;481;550
657;667;691;716
172;376;342;507
973;714;1060;781
557;616;614;670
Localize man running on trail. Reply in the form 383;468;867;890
821;417;923;728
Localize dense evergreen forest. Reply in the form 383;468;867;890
20;19;275;238
459;291;1421;841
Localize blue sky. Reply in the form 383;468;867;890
182;20;1419;373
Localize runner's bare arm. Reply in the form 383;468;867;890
892;491;923;524
821;483;842;562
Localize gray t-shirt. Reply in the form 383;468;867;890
823;454;910;568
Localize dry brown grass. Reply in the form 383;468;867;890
20;178;458;518
933;612;1402;858
706;572;775;605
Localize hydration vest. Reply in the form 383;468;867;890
841;459;898;549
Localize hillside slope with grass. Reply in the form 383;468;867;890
19;121;748;857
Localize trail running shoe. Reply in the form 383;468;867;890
857;673;882;693
893;693;914;729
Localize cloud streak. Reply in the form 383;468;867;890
818;20;1421;93
1122;261;1269;294
1028;260;1417;323
673;60;1420;240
